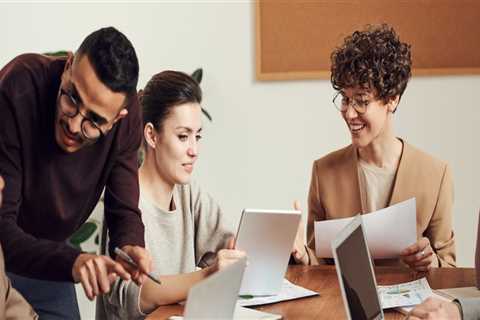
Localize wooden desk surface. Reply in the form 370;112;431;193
148;265;475;320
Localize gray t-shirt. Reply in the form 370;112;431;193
96;181;233;320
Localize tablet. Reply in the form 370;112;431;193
235;208;301;295
331;215;384;320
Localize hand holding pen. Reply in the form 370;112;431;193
115;246;161;285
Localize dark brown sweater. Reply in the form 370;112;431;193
0;53;145;281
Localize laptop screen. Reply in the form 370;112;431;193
335;223;382;320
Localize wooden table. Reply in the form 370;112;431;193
148;265;475;319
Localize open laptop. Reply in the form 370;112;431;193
182;257;247;319
331;215;384;320
175;257;281;320
235;208;301;295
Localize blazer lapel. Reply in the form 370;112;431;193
388;139;411;206
348;145;364;215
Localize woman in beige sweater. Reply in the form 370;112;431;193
292;24;455;271
98;71;245;320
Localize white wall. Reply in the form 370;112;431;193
2;2;479;318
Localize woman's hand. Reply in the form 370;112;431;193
211;237;246;273
407;298;461;320
291;200;310;265
400;237;436;272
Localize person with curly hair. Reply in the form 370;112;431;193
292;24;455;271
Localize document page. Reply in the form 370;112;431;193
315;198;417;259
237;279;318;307
378;278;433;309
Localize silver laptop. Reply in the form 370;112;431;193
183;257;247;319
235;209;301;295
331;215;384;320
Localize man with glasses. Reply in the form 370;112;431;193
292;24;455;271
0;27;152;319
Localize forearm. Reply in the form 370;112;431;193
140;266;213;313
0;216;80;281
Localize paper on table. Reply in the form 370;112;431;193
237;279;318;307
314;198;416;259
378;278;433;309
168;305;282;320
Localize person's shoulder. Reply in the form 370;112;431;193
0;53;64;93
313;144;354;172
403;141;447;172
177;180;202;199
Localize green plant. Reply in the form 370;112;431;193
191;68;212;122
68;219;100;252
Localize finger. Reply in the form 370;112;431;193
105;256;131;281
402;249;433;264
226;236;235;250
403;237;431;256
127;247;152;275
409;308;429;318
86;260;99;297
94;258;111;294
413;256;434;267
293;200;301;211
79;266;93;300
108;272;118;284
219;249;246;260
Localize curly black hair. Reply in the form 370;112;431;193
331;24;412;102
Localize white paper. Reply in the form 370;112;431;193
315;198;417;259
169;305;282;320
378;278;433;309
237;279;318;307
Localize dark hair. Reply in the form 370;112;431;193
77;26;139;97
331;24;412;102
140;70;202;132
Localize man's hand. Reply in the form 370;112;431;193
400;237;436;272
407;297;461;320
72;253;131;300
116;245;153;286
291;200;309;265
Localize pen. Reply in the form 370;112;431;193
114;247;162;285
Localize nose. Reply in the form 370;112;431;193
67;113;83;135
343;103;359;120
187;139;199;158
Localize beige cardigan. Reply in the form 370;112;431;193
306;141;456;267
0;244;37;319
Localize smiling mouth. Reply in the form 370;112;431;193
349;123;366;133
183;164;194;172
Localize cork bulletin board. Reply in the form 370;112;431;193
256;0;480;80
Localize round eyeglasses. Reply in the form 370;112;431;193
332;91;372;114
59;88;105;141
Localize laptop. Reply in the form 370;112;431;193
183;257;247;319
173;257;281;320
331;215;384;320
235;208;301;295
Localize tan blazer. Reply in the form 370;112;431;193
0;244;37;320
306;141;456;267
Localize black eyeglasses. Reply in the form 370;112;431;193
59;88;105;141
332;91;372;114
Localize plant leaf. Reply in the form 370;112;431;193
43;50;69;57
68;221;98;246
191;68;203;84
201;108;212;122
